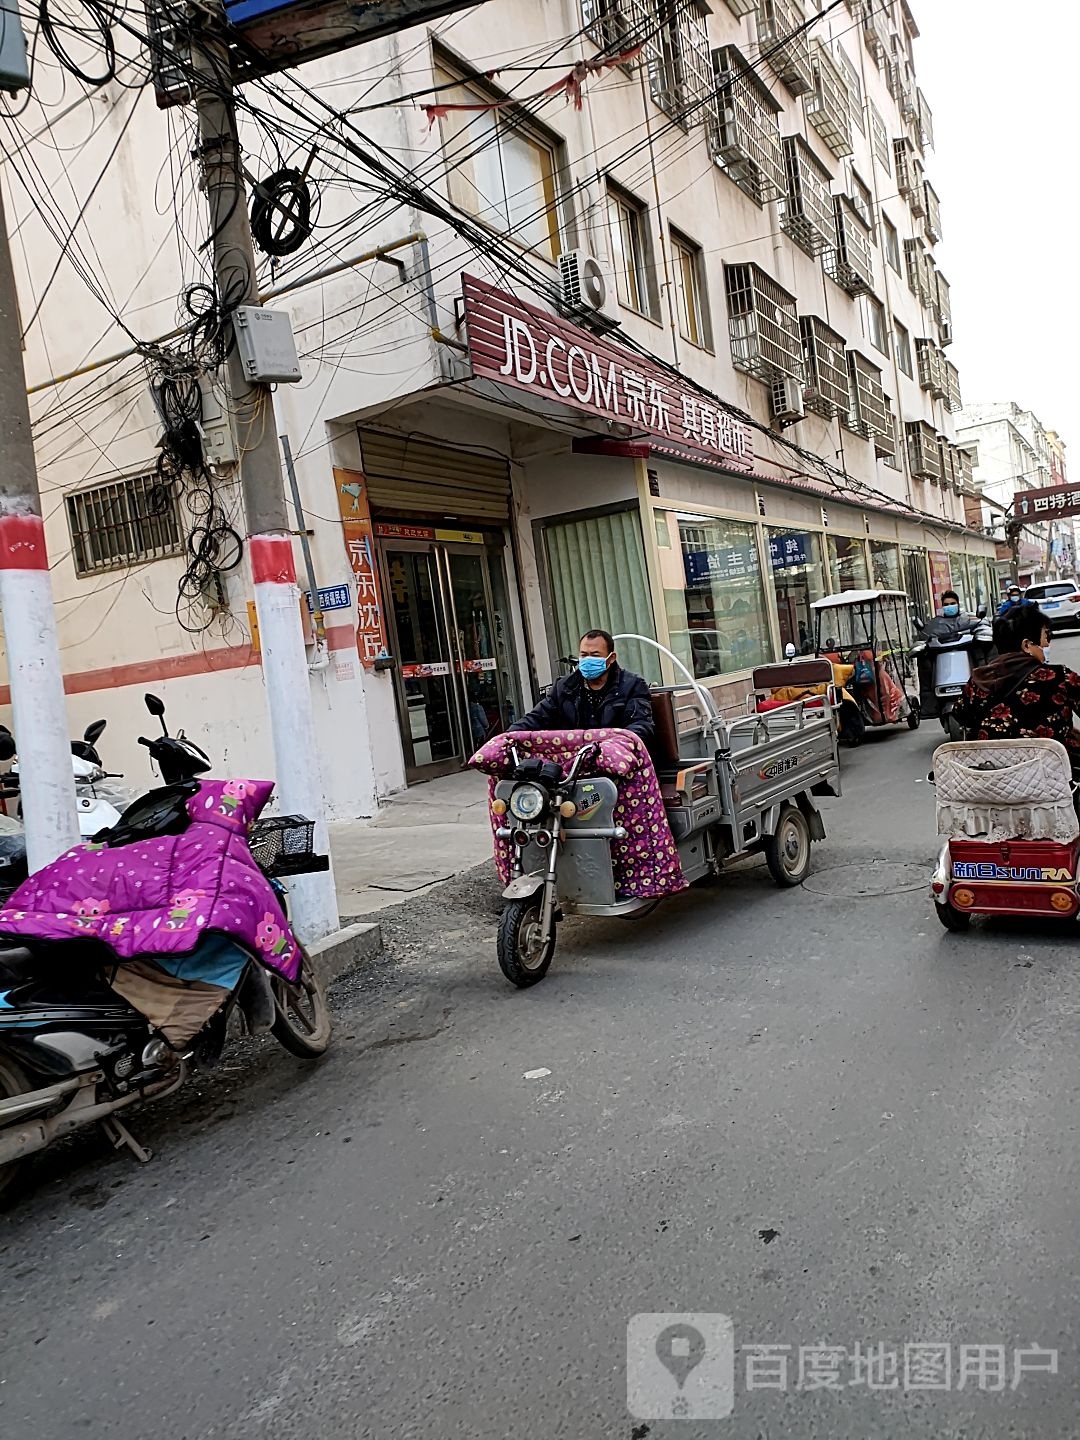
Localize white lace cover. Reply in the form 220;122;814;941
934;739;1079;842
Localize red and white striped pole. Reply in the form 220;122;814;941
0;190;79;871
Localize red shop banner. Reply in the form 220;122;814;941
462;274;754;473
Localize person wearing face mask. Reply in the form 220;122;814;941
997;583;1033;617
954;605;1080;769
505;628;656;751
938;589;970;623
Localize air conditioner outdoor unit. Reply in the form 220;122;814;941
771;375;805;425
559;249;608;314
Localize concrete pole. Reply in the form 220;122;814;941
190;27;338;942
0;186;79;871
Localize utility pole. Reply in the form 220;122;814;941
189;21;338;942
0;185;79;872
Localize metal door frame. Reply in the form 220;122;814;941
377;539;468;783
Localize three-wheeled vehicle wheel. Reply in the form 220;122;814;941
907;703;921;730
764;804;812;887
934;898;971;932
497;897;555;987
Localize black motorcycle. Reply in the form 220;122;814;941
0;693;331;1202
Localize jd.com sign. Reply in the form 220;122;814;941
462;275;754;473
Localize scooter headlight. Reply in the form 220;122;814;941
508;783;547;822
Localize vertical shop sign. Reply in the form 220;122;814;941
334;467;388;666
928;550;952;608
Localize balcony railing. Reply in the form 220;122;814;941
825;197;873;295
915;339;948;400
958;447;974;489
860;0;890;66
904;239;934;308
582;0;656;64
875;397;897;461
935;270;952;345
916;87;934;151
909;156;926;217
800;315;848;417
906;420;942;481
779;136;835;256
724;262;804;383
944;360;962;415
924;181;942;244
845;351;890;440
893;136;915;200
709;45;786;205
805;41;853;157
757;0;813;96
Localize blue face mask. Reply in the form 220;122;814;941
942;603;960;617
578;655;609;682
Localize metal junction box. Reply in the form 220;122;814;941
0;1;30;93
232;306;302;384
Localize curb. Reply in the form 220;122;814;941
306;919;383;985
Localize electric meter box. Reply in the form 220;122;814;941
232;306;302;384
0;1;30;93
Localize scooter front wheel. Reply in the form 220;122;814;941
497;897;555;988
270;953;332;1058
0;1051;31;1207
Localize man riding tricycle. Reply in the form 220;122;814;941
470;631;841;986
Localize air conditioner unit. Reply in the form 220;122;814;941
559;249;608;314
771;376;805;425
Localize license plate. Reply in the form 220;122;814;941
1043;601;1059;610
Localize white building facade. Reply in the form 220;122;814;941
956;402;1073;588
4;0;997;810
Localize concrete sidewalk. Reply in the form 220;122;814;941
329;769;494;921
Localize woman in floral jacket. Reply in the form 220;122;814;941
954;605;1080;768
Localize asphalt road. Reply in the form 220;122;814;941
4;640;1080;1439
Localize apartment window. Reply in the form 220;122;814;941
869;100;891;171
850;168;874;236
883;215;901;273
67;474;182;578
433;63;562;261
865;295;889;354
650;0;712;126
607;185;655;317
895;320;913;377
671;230;711;349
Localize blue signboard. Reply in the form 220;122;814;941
684;544;758;588
305;584;352;613
769;532;811;570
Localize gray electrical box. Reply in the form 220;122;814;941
198;368;239;467
232;306;302;385
0;0;30;93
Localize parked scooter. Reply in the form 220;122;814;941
912;611;994;739
0;720;129;905
0;693;331;1201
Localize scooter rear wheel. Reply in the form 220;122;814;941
497;897;555;987
270;952;332;1058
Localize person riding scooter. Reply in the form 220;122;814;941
505;628;656;753
953;605;1080;772
997;583;1033;617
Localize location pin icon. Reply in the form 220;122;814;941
655;1323;707;1390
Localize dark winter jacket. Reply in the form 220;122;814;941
507;665;656;751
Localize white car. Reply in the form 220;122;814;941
1024;579;1080;630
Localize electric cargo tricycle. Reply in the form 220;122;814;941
478;639;842;986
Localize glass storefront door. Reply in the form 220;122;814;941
379;535;520;782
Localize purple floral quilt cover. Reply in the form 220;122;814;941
0;779;301;982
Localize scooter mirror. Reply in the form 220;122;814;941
84;719;107;746
977;606;988;620
144;694;166;718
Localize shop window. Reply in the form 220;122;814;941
769;528;826;655
434;62;563;262
826;533;869;593
541;507;660;683
606;184;657;318
664;513;772;679
902;546;932;624
870;539;902;592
